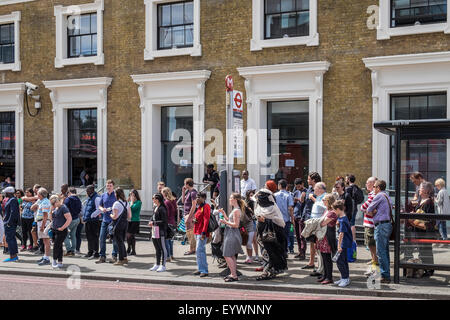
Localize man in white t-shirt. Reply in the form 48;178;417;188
240;170;256;198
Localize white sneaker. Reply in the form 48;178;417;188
253;256;260;262
52;261;58;268
149;264;159;271
57;263;64;269
338;278;350;287
335;278;343;285
156;265;166;272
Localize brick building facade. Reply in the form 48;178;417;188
0;0;449;210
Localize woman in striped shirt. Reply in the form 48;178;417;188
361;177;378;266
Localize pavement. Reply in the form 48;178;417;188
0;238;449;300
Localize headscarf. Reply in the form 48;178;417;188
254;188;285;228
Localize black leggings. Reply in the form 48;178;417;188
114;226;127;261
321;252;333;281
21;218;34;247
152;237;167;266
53;229;68;263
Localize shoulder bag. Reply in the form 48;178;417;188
381;193;396;241
107;202;127;236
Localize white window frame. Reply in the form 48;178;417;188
0;0;34;5
237;61;329;188
0;83;24;189
54;0;104;68
377;0;450;40
144;0;201;60
131;70;210;211
0;11;21;72
250;0;318;51
363;51;450;187
43;77;112;191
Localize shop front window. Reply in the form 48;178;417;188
390;93;447;195
68;108;97;186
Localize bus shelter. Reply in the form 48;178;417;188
374;119;450;284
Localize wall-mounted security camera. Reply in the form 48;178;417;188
25;82;38;91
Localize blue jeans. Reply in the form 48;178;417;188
64;218;80;253
195;234;208;274
374;222;392;280
99;220;118;257
439;221;448;240
76;222;84;251
5;225;18;256
165;239;174;257
336;248;349;279
283;222;294;253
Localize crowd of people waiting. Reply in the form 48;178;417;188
0;168;448;287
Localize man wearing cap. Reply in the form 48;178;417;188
3;187;20;262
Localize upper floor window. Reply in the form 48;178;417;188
54;0;104;68
0;23;14;64
157;1;193;50
144;0;201;60
391;0;447;27
250;0;318;51
377;0;450;39
67;13;97;58
264;0;309;39
0;11;20;71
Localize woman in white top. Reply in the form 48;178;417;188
435;178;449;241
110;188;131;266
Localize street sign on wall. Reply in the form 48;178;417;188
232;90;244;158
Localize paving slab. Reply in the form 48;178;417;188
1;238;449;299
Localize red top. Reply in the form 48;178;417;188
193;203;211;236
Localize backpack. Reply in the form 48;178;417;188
207;209;219;233
352;185;364;205
239;206;253;229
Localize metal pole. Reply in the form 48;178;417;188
226;90;233;214
394;128;401;284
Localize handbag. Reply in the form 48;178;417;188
177;216;186;233
166;224;175;239
381;194;396;241
240;227;249;246
261;219;277;242
107;202;127;236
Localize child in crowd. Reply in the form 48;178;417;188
333;200;352;287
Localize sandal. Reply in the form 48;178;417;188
224;276;238;282
256;272;275;281
184;251;195;255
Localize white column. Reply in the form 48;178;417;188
15;94;24;189
193;102;204;184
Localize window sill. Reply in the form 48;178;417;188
0;61;20;71
0;0;34;5
377;22;450;40
250;34;319;51
144;45;201;61
55;54;104;68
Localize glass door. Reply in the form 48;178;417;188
267;100;309;185
161;106;193;198
0;112;15;185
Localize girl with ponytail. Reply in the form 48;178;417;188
218;193;245;282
